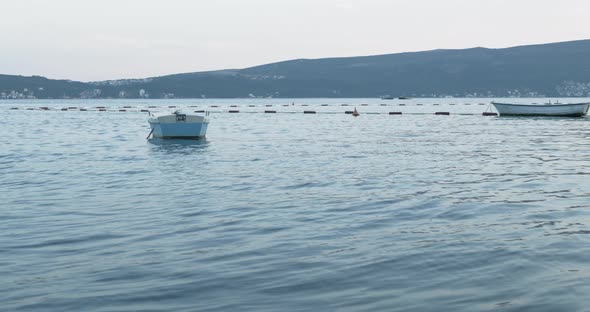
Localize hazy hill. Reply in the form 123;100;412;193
2;39;590;99
0;75;88;99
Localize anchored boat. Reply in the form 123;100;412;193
491;102;590;117
148;110;209;139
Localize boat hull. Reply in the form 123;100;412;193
148;113;209;139
492;102;590;117
149;122;208;139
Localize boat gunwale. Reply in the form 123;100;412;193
491;101;590;107
148;115;209;125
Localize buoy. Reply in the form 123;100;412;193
435;112;450;115
389;112;402;115
352;107;360;117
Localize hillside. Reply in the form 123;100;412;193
2;39;590;99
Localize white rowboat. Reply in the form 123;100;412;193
148;111;209;139
491;102;590;117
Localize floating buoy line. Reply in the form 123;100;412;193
6;102;499;116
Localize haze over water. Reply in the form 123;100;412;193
2;98;590;311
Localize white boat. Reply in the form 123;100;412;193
491;102;590;117
148;111;209;139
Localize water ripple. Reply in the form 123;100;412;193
2;98;590;311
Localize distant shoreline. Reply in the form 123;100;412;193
3;40;590;99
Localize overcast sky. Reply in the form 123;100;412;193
1;0;588;81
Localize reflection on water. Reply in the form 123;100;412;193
497;116;590;121
147;138;209;153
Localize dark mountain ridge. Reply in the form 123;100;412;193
2;39;590;99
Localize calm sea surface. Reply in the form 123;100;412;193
2;98;590;311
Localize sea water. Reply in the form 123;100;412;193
2;98;590;311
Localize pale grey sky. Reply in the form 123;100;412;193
1;0;588;81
